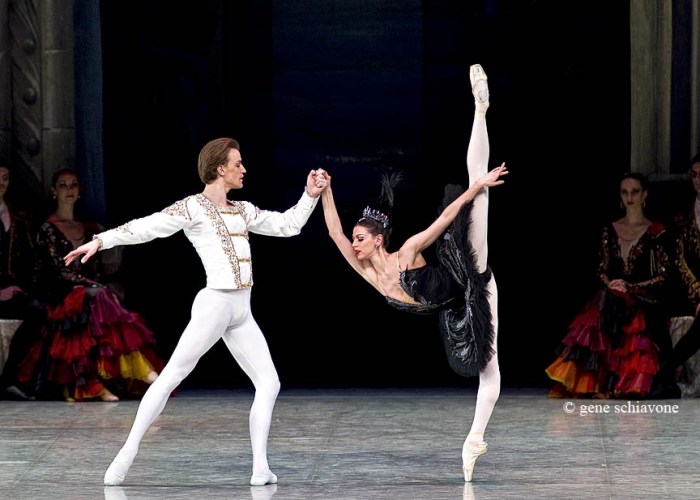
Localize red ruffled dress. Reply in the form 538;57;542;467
546;222;670;399
18;218;163;401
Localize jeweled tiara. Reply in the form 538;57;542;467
360;206;389;228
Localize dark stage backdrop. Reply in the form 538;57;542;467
95;1;630;389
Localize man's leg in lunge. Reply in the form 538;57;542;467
221;301;280;486
104;289;230;486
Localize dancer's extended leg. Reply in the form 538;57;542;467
467;64;490;272
463;64;501;482
104;288;234;486
221;308;281;486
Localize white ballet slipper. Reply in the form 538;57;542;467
104;450;135;486
250;470;278;486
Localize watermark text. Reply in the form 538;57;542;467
562;401;680;416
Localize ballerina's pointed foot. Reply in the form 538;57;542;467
104;452;135;486
250;470;278;486
469;64;489;115
462;440;487;482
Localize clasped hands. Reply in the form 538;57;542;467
306;168;330;197
607;278;629;293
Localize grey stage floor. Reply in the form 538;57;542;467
1;387;699;500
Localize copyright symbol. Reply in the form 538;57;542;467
563;401;575;414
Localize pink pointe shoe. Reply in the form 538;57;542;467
469;64;489;116
462;440;488;482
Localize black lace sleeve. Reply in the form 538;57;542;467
597;225;612;286
36;222;101;289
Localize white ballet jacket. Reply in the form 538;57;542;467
96;190;318;289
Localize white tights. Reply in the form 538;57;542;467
114;287;280;477
465;113;501;443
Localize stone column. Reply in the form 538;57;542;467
8;0;44;195
0;0;11;160
0;0;75;203
39;0;74;193
692;0;700;155
630;0;672;176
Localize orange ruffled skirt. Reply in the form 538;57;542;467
18;286;163;401
546;290;659;399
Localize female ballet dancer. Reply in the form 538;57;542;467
318;64;506;482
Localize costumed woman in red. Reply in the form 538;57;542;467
18;168;163;401
546;172;671;398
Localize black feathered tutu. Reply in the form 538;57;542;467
386;184;495;377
